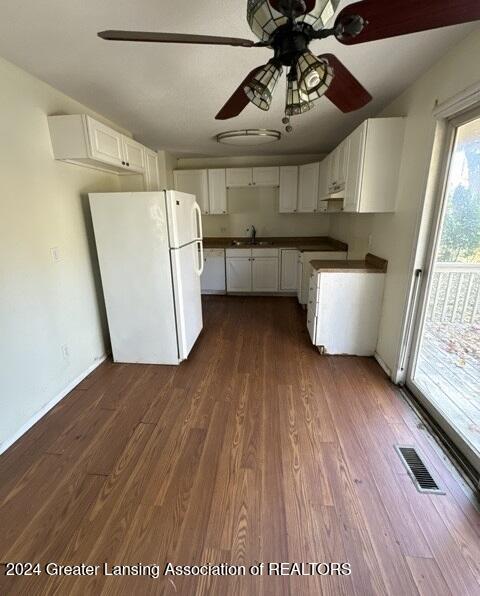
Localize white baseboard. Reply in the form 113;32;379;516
374;351;392;380
0;354;108;456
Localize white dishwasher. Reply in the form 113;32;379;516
201;249;226;294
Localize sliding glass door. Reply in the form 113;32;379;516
408;112;480;473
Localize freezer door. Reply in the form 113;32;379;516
171;242;203;360
166;190;202;248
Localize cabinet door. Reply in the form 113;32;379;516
252;167;280;186
145;150;160;191
279;166;299;213
298;163;320;212
207;169;227;214
226;258;252;292
174;170;209;214
280;249;298;290
317;158;330;211
343;124;366;213
337;138;350;189
296;253;303;302
85;116;125;168
122;137;146;173
252;257;279;292
226;168;253;188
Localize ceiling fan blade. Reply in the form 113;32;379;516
268;0;315;18
335;0;480;45
319;54;372;113
215;67;263;120
98;30;255;47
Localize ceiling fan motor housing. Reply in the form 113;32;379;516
272;24;311;66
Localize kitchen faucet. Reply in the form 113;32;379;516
248;225;257;245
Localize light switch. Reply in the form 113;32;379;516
50;246;61;262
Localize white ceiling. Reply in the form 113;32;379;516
0;1;475;156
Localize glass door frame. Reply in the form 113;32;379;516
406;105;480;475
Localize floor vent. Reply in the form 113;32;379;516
395;445;445;494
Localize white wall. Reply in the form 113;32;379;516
177;154;331;238
0;56;133;451
329;28;480;376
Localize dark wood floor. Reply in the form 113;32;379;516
1;296;479;595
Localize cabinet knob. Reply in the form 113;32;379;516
122;161;125;165
126;162;130;167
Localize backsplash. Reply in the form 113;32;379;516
202;186;330;238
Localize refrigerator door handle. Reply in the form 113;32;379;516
195;240;204;276
193;201;203;240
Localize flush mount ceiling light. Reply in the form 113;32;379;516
99;0;480;128
216;129;281;146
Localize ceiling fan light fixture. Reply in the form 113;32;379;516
296;51;333;98
244;61;282;111
285;74;312;116
296;0;341;29
247;0;288;43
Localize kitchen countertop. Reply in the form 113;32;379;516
203;236;348;252
310;253;388;273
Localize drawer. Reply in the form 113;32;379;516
308;282;320;307
226;248;251;257
252;248;278;257
204;248;225;258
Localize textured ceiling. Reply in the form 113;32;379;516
0;0;475;156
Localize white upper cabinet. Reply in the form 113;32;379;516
327;138;349;193
226;168;253;188
145;149;160;191
173;169;209;214
48;115;154;176
226;167;279;188
85;117;125;168
298;163;320;212
122;137;146;173
279;166;299;213
252;167;280;187
343;118;405;213
317;158;330;211
208;169;227;215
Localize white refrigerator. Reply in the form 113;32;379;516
89;191;204;365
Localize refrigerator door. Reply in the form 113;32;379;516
170;241;203;360
166;190;202;248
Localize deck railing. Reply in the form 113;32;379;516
427;262;480;324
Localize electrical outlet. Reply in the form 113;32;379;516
50;246;62;262
367;234;373;249
61;344;70;360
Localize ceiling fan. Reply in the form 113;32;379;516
98;0;480;125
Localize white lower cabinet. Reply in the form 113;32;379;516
298;251;348;305
226;256;252;292
201;249;226;294
226;248;279;293
252;257;279;292
308;271;385;355
281;249;298;291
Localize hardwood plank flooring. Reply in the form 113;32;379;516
0;296;479;595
